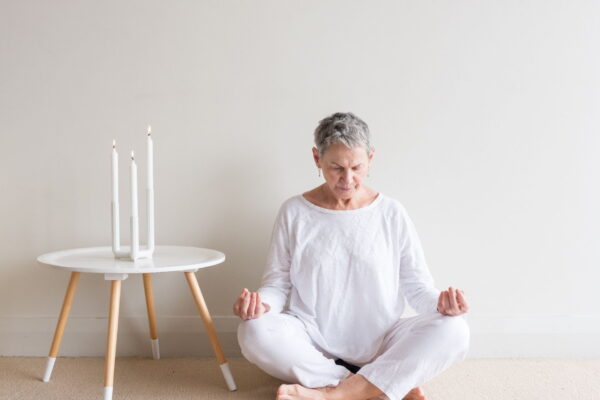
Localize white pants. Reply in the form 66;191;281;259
238;312;469;400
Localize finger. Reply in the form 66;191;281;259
448;287;459;313
255;292;262;316
248;292;257;318
233;294;245;316
234;298;243;315
441;291;450;315
437;291;444;313
241;290;251;319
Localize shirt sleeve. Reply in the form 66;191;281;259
398;207;441;314
257;204;292;314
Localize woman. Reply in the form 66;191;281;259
233;112;469;400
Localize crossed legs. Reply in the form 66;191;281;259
238;312;469;400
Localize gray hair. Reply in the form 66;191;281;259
314;112;372;156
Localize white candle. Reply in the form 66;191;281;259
130;151;139;259
147;126;153;189
146;126;155;251
111;140;120;252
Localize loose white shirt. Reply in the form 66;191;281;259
257;193;441;364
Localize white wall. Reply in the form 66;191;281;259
1;0;599;358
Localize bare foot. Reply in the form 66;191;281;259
276;384;331;400
402;387;427;400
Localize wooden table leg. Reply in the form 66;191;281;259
184;271;237;391
42;271;80;382
142;273;160;359
104;279;122;400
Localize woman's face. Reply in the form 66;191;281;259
313;142;374;200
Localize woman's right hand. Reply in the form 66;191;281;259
233;288;270;320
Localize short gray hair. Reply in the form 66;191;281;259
314;112;372;156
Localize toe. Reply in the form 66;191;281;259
403;387;427;400
277;384;299;396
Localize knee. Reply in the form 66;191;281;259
431;315;470;357
237;314;280;362
237;318;262;360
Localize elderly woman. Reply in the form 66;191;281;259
233;112;469;400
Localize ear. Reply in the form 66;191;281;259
368;148;375;164
312;147;321;168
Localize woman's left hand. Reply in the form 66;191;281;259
437;286;469;316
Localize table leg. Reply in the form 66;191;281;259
142;273;160;359
104;280;122;400
184;271;237;391
42;271;80;382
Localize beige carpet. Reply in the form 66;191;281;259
1;357;599;399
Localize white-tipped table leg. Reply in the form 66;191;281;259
151;338;160;360
219;362;237;391
142;273;160;360
103;386;113;400
42;357;56;382
184;271;237;391
104;279;122;400
42;271;80;382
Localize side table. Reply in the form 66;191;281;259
37;245;237;400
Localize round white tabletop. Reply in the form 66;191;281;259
37;245;225;274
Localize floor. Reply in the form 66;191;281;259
1;357;599;399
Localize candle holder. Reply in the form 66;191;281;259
111;198;155;261
111;127;155;261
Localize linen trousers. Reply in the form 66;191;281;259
237;311;469;400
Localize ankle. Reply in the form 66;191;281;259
321;387;344;400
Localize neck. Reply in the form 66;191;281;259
318;185;370;210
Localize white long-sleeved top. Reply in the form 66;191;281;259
257;193;441;364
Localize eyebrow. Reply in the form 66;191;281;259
331;162;362;168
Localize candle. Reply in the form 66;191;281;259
111;140;120;252
111;128;155;260
147;126;153;189
130;151;139;259
147;126;155;251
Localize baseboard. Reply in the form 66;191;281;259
2;314;599;358
465;314;600;358
0;315;242;357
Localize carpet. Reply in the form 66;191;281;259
1;357;599;399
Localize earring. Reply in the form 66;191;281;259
318;168;321;177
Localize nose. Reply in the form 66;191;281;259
341;170;353;184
